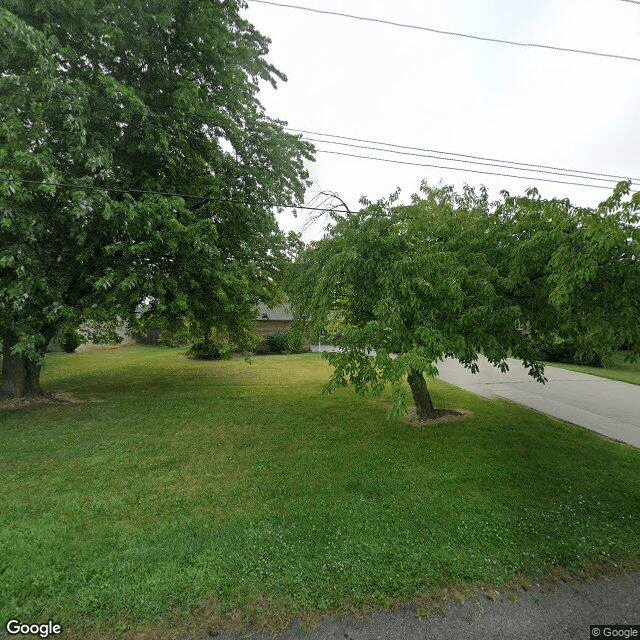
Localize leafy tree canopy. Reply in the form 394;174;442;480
0;0;313;396
290;182;640;418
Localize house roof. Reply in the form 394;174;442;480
256;302;293;321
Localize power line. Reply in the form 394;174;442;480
313;148;621;190
288;128;639;184
617;0;640;4
18;179;200;200
9;149;631;206
7;120;637;193
7;156;634;221
249;0;640;64
7;109;636;186
302;136;634;186
11;178;346;213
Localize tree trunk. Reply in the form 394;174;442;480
407;368;436;418
2;332;27;398
25;358;44;395
2;327;56;398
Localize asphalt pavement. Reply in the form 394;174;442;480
180;572;640;640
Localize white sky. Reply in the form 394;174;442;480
242;0;640;240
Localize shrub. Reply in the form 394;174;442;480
573;348;609;368
265;331;289;354
253;331;311;356
187;335;234;360
532;334;608;368
158;329;188;348
133;328;161;345
253;341;272;355
537;339;576;364
619;338;637;351
286;328;304;353
60;329;83;353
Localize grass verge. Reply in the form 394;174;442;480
546;351;640;386
1;346;639;638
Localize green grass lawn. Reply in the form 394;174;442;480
546;351;640;386
1;346;640;638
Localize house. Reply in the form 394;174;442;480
255;302;293;336
65;303;294;349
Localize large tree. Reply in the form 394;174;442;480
0;1;313;397
290;182;640;419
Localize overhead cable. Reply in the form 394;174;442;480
248;0;640;64
302;136;634;186
313;148;621;190
12;179;338;212
6;113;635;185
287;127;639;184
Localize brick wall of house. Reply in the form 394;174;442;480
256;320;292;336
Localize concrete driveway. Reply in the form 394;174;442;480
437;356;640;449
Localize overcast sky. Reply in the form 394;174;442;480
242;0;640;240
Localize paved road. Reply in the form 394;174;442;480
183;572;640;640
436;356;640;449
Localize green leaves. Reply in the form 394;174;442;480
292;182;640;417
0;1;313;362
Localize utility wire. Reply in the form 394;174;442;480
249;0;640;64
313;148;620;190
302;136;634;186
18;179;202;200
11;151;631;204
7;119;636;191
13;179;345;213
288;127;639;184
7;112;635;185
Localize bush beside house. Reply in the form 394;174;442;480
253;330;311;356
187;334;235;360
60;329;84;353
532;334;610;367
38;303;308;358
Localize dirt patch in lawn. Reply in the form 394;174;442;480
403;407;472;426
0;390;86;411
